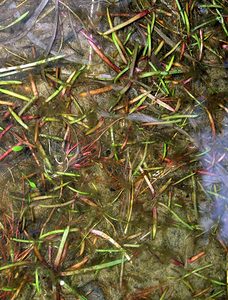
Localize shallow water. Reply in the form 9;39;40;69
0;1;228;299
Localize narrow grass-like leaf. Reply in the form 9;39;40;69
0;261;31;271
35;268;41;294
175;0;186;30
139;69;183;78
165;55;175;72
183;10;190;35
67;186;90;195
91;229;131;261
133;143;148;176
159;202;195;230
107;8;128;64
39;228;79;240
103;10;150;35
54;226;70;268
0;55;64;78
0;88;30;102
114;66;129;83
19;96;37;116
0;80;22;85
0;11;29;30
61;258;127;276
8;107;29;130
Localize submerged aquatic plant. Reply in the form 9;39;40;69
0;0;228;298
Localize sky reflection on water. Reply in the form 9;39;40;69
194;107;228;241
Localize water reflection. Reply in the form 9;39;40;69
193;104;228;241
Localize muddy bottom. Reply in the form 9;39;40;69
0;0;228;299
